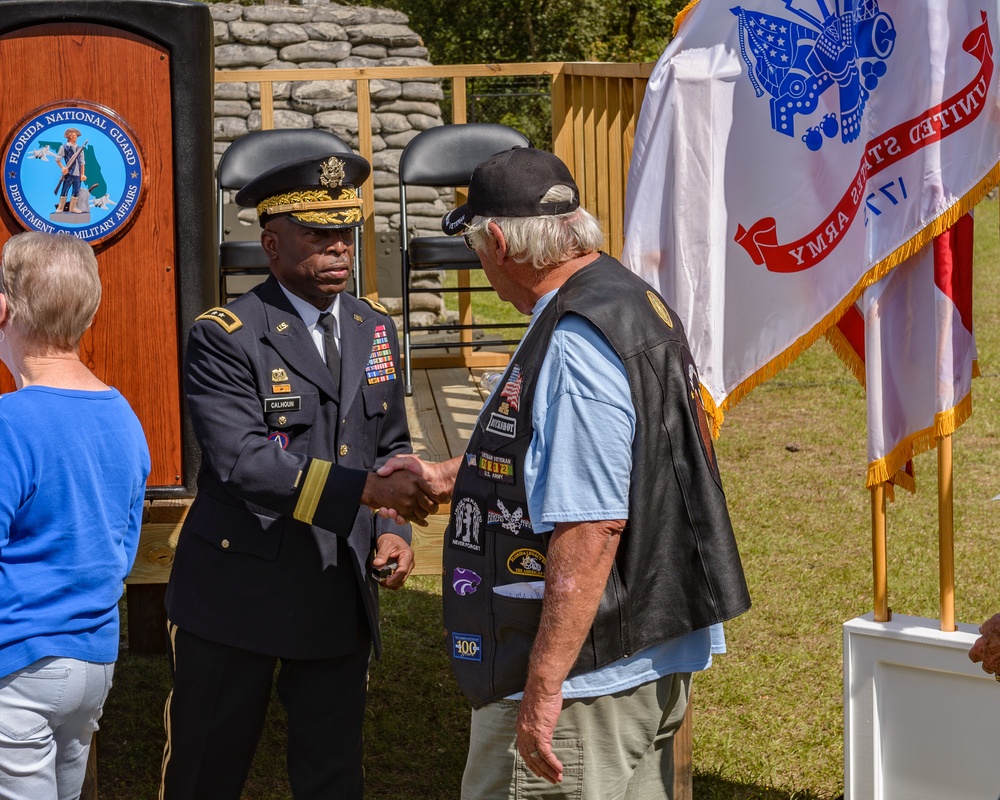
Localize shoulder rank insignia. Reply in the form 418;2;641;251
358;296;389;315
196;307;243;333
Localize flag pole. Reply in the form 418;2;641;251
871;482;890;622
938;433;956;631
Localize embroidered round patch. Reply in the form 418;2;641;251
507;548;546;577
2;101;145;246
646;290;673;328
267;431;290;449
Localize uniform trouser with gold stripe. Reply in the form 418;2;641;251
159;623;369;800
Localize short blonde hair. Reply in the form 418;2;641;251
463;185;605;270
0;232;101;350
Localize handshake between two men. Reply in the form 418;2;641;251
362;454;460;526
357;455;459;589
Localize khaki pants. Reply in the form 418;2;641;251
461;671;691;800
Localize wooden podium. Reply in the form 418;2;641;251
0;0;215;495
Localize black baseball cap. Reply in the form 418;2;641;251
441;147;580;236
236;152;371;229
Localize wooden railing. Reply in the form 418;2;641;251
214;61;655;299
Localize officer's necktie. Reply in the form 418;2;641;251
317;311;340;389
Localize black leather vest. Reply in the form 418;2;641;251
442;254;751;708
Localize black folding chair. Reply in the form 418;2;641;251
217;129;357;303
398;123;530;394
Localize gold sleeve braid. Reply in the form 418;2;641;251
292;458;332;525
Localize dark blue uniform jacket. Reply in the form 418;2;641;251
166;276;411;660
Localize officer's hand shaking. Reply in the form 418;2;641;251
373;454;460;524
361;464;447;525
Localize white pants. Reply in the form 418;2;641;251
0;657;114;800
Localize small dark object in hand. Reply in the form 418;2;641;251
372;560;398;581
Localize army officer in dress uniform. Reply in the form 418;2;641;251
160;151;440;800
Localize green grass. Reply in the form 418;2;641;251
98;198;1000;798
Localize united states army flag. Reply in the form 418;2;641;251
622;0;1000;433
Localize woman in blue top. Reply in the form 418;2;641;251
0;231;150;800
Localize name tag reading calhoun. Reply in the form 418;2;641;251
264;396;301;413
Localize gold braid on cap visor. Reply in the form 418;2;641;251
258;188;364;226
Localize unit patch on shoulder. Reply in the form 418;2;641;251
196;307;242;333
358;296;389;315
646;290;673;328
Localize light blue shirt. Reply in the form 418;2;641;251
508;289;724;699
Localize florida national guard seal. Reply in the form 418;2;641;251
2;101;145;246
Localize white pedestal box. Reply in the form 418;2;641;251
844;612;1000;799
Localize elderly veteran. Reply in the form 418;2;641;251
160;152;440;800
378;147;751;799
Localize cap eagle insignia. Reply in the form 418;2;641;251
320;156;346;189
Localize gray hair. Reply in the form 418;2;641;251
0;231;101;350
463;185;605;270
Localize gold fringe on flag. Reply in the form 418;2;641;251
824;325;866;387
699;383;724;439
672;0;700;38
890;469;915;495
711;163;1000;435
865;393;973;489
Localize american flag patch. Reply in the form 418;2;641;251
500;364;522;411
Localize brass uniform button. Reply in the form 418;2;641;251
339;444;349;456
221;539;230;549
278;415;287;425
